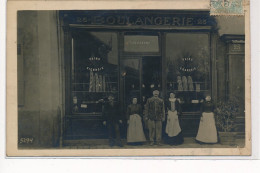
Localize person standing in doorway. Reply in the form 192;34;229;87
102;95;123;147
145;90;165;145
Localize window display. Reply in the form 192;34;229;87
70;32;119;114
166;33;210;112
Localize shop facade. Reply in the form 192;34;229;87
17;10;245;147
58;10;244;143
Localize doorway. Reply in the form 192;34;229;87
141;56;162;103
121;56;162;110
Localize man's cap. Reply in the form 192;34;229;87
153;90;159;95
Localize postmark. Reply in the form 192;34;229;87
210;0;244;16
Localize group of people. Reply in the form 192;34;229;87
102;90;218;147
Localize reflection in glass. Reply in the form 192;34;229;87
166;33;210;112
121;59;140;106
142;56;162;99
71;32;118;114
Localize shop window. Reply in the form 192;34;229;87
70;32;118;114
166;33;210;112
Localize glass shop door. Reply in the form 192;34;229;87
121;56;162;110
141;56;162;104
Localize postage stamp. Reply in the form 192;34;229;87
210;0;244;15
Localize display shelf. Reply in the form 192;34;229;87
80;101;102;104
167;90;209;92
72;82;117;84
69;112;103;117
72;91;118;93
167;82;206;84
167;81;209;92
128;90;140;92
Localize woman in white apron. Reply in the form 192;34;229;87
126;97;146;145
165;93;184;145
196;95;218;144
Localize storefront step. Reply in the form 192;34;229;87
63;139;109;146
63;139;127;146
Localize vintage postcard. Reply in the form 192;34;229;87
6;0;251;156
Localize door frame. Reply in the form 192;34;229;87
119;31;163;112
120;56;142;111
120;55;163;112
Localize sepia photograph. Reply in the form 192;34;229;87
6;0;251;156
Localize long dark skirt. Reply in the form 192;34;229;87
165;132;184;145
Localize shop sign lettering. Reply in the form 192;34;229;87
75;16;208;26
124;36;159;52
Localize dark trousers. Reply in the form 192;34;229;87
107;121;121;144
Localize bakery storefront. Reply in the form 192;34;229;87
60;10;224;143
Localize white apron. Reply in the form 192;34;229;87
196;112;218;143
127;114;146;143
165;110;181;137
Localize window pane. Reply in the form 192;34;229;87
121;59;140;106
166;33;210;111
71;32;118;114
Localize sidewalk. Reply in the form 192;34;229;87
63;137;245;149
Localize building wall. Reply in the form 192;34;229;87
18;11;62;148
216;37;227;101
215;16;245;135
214;16;245;101
215;16;245;36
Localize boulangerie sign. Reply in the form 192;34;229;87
62;11;216;27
